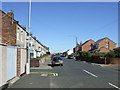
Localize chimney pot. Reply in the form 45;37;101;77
22;26;26;30
80;41;82;45
7;10;14;19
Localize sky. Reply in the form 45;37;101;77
2;2;118;53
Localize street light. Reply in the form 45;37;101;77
26;0;32;75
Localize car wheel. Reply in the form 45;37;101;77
61;64;63;66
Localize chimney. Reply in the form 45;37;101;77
22;26;26;30
80;41;82;45
7;10;14;19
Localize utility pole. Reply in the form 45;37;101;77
75;36;78;58
26;0;32;75
76;36;78;47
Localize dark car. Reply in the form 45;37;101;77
67;55;74;59
51;56;63;66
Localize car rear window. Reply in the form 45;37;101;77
53;57;62;61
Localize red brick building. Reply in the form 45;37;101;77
1;10;17;46
73;39;95;53
91;37;116;53
80;40;95;52
73;37;116;53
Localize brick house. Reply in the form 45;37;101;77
0;10;50;87
80;40;95;52
29;36;49;58
73;40;95;53
73;37;116;53
0;10;19;87
91;37;116;53
1;10;17;46
0;10;28;77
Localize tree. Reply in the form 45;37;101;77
46;52;51;55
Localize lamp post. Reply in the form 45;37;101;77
26;0;32;75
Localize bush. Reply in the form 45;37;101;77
114;48;120;58
46;52;51;55
105;50;116;58
78;51;91;58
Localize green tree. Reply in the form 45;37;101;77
114;48;120;58
46;52;51;55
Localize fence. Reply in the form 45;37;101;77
76;56;120;64
0;44;17;87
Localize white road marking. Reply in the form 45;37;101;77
41;74;48;77
83;69;98;78
108;83;120;89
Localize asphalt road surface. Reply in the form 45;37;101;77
8;57;119;89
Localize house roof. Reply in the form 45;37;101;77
1;10;28;33
1;10;49;50
81;39;94;46
95;37;116;44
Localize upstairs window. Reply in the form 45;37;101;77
21;31;23;42
106;44;108;48
17;30;19;41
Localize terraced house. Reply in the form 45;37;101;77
0;10;49;88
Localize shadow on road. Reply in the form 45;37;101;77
47;64;62;67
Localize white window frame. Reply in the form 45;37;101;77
17;30;20;41
106;44;109;48
21;30;23;42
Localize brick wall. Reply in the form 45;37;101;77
99;47;110;53
82;40;94;51
17;48;21;77
98;38;116;51
1;11;17;46
30;59;39;67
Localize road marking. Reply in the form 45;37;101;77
30;72;51;74
41;74;48;77
108;83;120;89
30;72;58;76
83;69;98;78
52;73;58;76
30;67;52;69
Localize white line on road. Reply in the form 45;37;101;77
83;69;98;78
108;83;120;89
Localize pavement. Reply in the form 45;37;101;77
75;59;120;71
89;62;120;71
99;64;120;71
6;57;119;89
30;56;52;70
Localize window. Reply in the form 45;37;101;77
106;44;108;48
106;42;109;49
21;31;23;42
17;31;19;41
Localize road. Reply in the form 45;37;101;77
8;57;119;89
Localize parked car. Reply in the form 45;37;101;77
51;54;56;60
67;55;74;59
51;56;63;66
